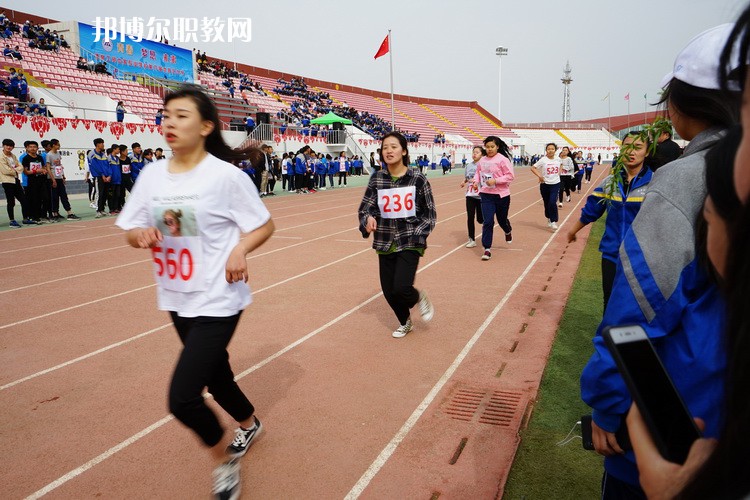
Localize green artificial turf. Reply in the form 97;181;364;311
503;218;606;500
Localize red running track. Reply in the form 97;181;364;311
0;166;606;499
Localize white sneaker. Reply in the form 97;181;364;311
95;212;103;219
418;290;434;322
89;202;96;209
547;219;552;227
551;222;558;230
557;202;563;208
566;196;571;202
392;319;413;338
212;460;240;500
465;239;476;248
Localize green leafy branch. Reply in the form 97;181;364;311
602;116;673;204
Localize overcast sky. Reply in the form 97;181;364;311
7;0;749;122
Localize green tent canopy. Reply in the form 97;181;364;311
310;112;353;125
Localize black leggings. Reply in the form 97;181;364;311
465;196;484;240
168;312;254;447
378;250;421;325
2;180;28;220
559;176;572;202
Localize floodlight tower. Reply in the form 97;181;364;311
496;46;508;120
561;60;572;122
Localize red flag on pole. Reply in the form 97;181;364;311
374;34;389;59
624;93;630;101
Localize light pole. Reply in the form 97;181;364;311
496;46;508;121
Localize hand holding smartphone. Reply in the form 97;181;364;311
603;325;701;464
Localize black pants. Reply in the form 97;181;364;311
168;312;254;447
87;178;96;202
26;175;46;220
585;169;593;182
602;258;617;310
295;173;305;191
480;193;512;249
51;179;71;213
119;174;132;208
110;184;121;211
540;183;560;222
97;177;110;213
601;471;646;500
465;196;484;240
559;176;573;202
338;172;347;185
378;250;421;325
3;180;28;221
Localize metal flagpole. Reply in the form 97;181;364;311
388;29;395;132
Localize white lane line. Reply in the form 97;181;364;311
0;325;171;391
0;260;147;295
0;245;130;271
20;198;543;499
0;285;155;331
0;232;121;255
344;171;602;499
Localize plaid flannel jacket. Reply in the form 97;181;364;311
357;168;437;252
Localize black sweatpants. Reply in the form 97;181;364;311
602;258;617;310
97;177;110;213
168;311;254;447
558;176;573;202
3;180;28;221
51;179;71;213
465;196;484;240
378;250;421;325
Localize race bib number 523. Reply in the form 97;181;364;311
151;236;206;292
378;186;416;219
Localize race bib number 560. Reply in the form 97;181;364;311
378;186;416;219
151;236;206;292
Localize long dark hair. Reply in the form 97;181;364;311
379;131;410;167
694;125;743;282
656;79;740;131
680;205;750;500
484;135;511;160
163;85;263;168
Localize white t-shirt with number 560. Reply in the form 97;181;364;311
116;154;271;318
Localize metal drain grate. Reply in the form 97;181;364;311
444;387;523;427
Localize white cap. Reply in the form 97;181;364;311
660;23;741;90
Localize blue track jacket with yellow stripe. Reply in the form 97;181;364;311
579;166;652;263
581;128;727;486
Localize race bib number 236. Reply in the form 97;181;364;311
378;186;416;219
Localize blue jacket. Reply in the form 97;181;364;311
130;153;144;181
315;159;327;175
109;155;121;184
580;128;727;486
327;159;337;175
88;150;109;177
440;157;450;167
579;167;652;263
294;154;307;174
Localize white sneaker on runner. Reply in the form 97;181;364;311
212;459;240;500
392;319;413;338
418;290;434;322
465;239;476;248
551;222;559;230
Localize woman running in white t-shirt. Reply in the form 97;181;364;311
116;85;275;500
531;142;562;230
558;146;574;207
460;145;485;247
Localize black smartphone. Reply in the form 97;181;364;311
580;415;631;451
603;325;701;464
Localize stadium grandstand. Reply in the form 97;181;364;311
0;6;630;197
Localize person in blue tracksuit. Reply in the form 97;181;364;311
108;145;122;213
440;154;451;175
316;154;328;189
294;146;309;193
129;142;144;182
566;132;653;308
326;154;336;188
581;24;739;496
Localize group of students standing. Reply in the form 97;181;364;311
279;148;367;193
0;137;79;226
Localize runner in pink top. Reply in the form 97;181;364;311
472;136;515;261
